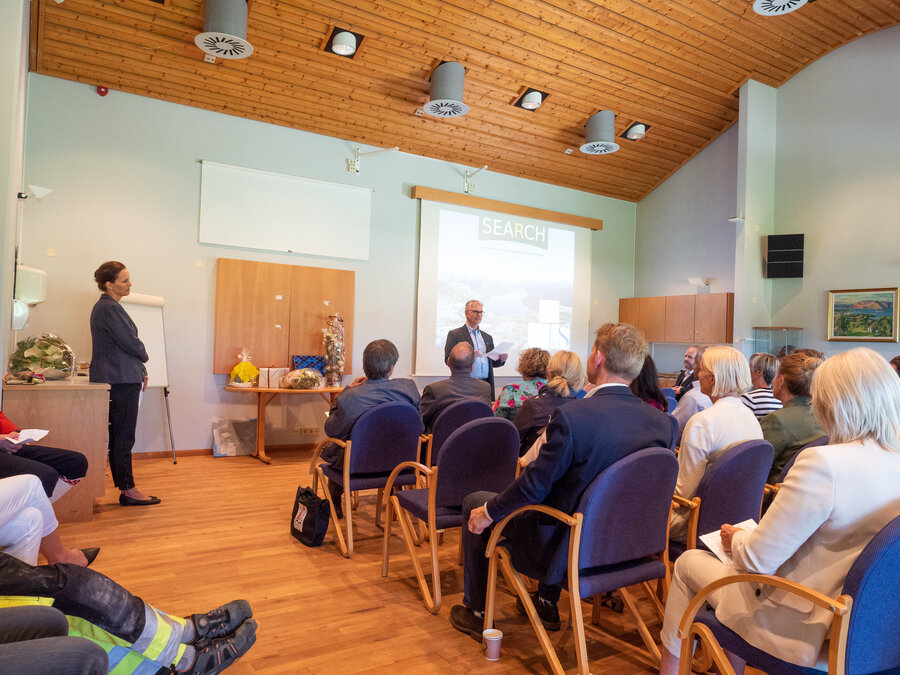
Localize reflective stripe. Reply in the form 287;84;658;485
134;603;186;664
0;595;54;607
69;615;186;674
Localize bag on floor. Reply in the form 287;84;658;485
290;486;330;547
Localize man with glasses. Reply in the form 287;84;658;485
444;300;507;399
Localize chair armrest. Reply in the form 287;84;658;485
676;573;850;641
308;436;347;474
382;461;432;507
485;504;577;559
672;495;697;510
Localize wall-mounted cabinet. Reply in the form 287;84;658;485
619;292;733;345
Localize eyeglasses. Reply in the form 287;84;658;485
467;309;484;315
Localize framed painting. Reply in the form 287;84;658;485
827;288;899;342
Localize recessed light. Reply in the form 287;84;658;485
324;27;364;59
514;88;549;111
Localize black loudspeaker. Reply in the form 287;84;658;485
763;234;804;278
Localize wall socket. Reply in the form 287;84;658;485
292;427;318;435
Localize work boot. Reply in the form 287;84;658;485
185;618;257;675
190;600;252;646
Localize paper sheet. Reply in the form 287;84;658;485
485;341;513;359
14;429;49;444
698;518;758;564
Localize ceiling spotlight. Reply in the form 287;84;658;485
622;122;650;141
514;88;548;111
580;110;619;155
753;0;808;16
325;27;363;59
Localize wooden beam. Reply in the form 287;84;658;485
410;186;603;231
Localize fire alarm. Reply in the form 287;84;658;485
96;86;108;96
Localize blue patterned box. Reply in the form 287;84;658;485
293;355;326;375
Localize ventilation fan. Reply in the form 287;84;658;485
580;110;620;155
580;141;620;155
423;99;469;118
753;0;808;16
194;0;253;60
195;33;252;59
424;62;469;119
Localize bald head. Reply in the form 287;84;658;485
447;342;475;374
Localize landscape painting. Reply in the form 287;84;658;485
828;288;899;342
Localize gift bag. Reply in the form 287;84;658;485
290;486;330;547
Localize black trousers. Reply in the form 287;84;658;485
0;605;107;675
0;444;88;497
108;383;141;490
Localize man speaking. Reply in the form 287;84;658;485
444;299;507;399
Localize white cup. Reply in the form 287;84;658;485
482;628;502;661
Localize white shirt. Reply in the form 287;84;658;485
671;381;713;444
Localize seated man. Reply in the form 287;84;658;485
671;346;713;445
450;323;675;637
672;346;699;400
0;550;255;675
740;352;782;419
0;411;88;502
321;339;422;515
419;343;491;432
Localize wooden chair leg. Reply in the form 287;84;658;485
620;587;661;666
641;580;666;622
344;484;354;557
317;468;349;558
392;500;442;613
375;488;384;529
381;494;395;577
680;623;735;675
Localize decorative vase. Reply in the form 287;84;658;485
323;313;345;386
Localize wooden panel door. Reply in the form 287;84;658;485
618;297;640;327
664;295;696;343
639;296;667;342
288;267;355;376
694;292;735;344
213;258;293;373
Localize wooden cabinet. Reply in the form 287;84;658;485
2;381;110;522
619;292;734;344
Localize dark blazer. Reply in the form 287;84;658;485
420;374;491;432
674;370;695;400
89;294;148;384
513;387;576;456
487;385;675;583
324;377;422;442
444;325;504;398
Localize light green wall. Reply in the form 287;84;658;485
20;74;636;451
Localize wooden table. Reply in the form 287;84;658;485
2;379;110;522
224;385;343;463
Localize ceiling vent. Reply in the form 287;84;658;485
753;0;808;16
423;62;469;118
580;110;620;155
194;0;253;60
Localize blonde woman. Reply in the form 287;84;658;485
493;347;550;422
670;345;763;541
659;347;900;674
514;350;585;456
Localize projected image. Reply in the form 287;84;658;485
435;208;575;355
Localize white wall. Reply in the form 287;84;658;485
20;74;636;451
770;24;900;361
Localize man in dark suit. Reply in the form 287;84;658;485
672;345;699;400
450;323;675;638
321;339;422;515
443;299;507;399
420;343;492;432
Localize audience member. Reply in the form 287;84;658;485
740;353;782;419
0;412;87;502
444;299;507;398
763;352;825;483
0;550;256;674
320;339;422;516
659;348;900;674
794;347;825;359
630;355;668;411
671;346;713;444
419;343;491;432
0;474;89;566
450;323;674;639
514;350;584;456
493;348;550;422
890;355;900;377
670;346;762;542
672;346;699;400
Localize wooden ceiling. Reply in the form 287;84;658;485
29;0;900;202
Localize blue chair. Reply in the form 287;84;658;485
764;436;830;507
310;401;423;558
483;448;679;674
421;399;493;467
381;417;518;613
665;395;678;413
677;514;900;675
670;439;774;561
662;387;676;398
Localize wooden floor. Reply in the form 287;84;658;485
56;450;686;674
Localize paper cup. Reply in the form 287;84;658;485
482;628;502;661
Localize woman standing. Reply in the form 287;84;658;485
90;262;159;506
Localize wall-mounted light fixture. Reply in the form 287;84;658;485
513;88;548;111
347;145;399;174
464;165;487;194
621;121;650;141
688;277;710;287
16;184;52;200
324;27;364;58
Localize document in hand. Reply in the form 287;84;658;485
699;519;758;564
485;341;513;360
13;429;50;444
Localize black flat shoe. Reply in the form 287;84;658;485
119;494;161;506
80;547;100;566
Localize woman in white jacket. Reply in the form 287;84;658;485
659;347;900;673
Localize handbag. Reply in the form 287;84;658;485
290;486;330;547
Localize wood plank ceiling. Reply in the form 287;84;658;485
30;0;900;202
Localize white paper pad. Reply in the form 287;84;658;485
699;518;758;564
14;429;49;444
486;341;513;359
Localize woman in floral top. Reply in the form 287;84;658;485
493;347;550;422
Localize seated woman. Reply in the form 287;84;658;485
670;346;763;541
514;350;584;456
0;412;88;502
762;351;825;483
493;347;550;423
659;348;900;673
630;355;668;411
740;352;782;419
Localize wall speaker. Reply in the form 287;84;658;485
763;234;804;278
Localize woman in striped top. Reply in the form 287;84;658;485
740;352;782;419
